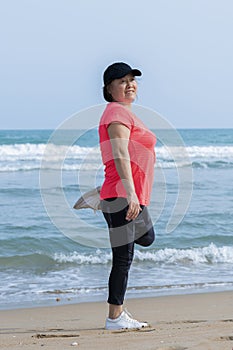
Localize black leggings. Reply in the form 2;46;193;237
101;197;155;305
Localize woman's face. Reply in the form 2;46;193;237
107;74;138;104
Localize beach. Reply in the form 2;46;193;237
1;291;233;350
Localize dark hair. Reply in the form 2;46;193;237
103;85;114;102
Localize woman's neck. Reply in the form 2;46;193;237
116;102;132;110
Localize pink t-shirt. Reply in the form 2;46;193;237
99;102;156;206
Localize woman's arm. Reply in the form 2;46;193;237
107;123;141;221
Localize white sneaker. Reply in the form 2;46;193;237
105;310;148;330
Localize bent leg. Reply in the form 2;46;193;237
134;206;155;247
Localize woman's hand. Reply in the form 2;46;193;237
126;192;142;221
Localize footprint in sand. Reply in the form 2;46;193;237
219;336;233;341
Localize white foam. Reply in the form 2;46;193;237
53;244;233;266
134;243;233;264
53;249;111;265
1;144;233;171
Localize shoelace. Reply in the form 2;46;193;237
123;309;139;323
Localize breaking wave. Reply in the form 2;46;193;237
1;143;233;171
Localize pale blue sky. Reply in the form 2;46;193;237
1;0;233;129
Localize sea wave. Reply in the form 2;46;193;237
1;244;233;269
1;244;233;309
1;143;233;171
0;143;99;162
54;244;233;266
134;243;233;265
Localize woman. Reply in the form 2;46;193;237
99;62;156;330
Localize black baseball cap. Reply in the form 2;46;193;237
103;62;142;86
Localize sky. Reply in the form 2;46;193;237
1;0;233;129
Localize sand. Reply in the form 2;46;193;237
0;291;233;350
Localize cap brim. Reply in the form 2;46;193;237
131;69;142;77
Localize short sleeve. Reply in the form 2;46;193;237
101;103;134;130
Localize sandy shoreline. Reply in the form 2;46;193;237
1;291;233;350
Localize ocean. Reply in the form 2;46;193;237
0;127;233;310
